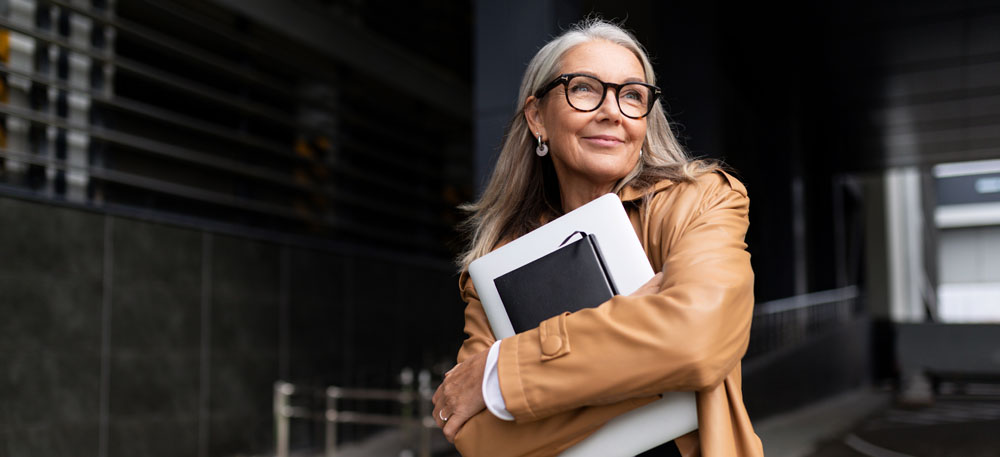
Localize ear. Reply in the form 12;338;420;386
523;95;546;140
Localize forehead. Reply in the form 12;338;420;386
559;40;646;82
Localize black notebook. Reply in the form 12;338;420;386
493;231;619;334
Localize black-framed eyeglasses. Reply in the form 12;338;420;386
535;73;661;119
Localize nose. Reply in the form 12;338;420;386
596;86;622;121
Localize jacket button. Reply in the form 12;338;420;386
541;336;563;355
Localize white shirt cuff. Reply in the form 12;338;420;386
482;340;514;421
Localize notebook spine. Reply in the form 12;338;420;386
588;234;620;296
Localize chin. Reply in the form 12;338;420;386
589;156;635;176
582;164;633;185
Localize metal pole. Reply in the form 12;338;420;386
418;370;432;457
400;368;416;452
325;387;340;457
274;381;294;457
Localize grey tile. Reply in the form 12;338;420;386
109;218;202;354
0;201;105;352
211;236;280;300
0;351;48;427
208;415;272;457
0;274;103;353
208;353;278;417
48;353;103;423
4;422;99;457
112;218;201;290
108;352;199;418
210;300;279;354
209;236;280;354
0;351;101;427
108;417;199;457
0;197;104;280
111;279;201;352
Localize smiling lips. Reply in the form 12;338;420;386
583;135;624;147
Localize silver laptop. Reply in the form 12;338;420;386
468;193;698;457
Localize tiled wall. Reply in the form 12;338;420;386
0;196;464;457
1;197;105;455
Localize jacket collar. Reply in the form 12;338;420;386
618;179;676;202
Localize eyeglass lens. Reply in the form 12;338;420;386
565;75;652;118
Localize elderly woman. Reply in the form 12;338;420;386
433;19;763;457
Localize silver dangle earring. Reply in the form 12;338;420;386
535;134;548;157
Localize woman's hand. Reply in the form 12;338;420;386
432;348;489;443
629;272;663;297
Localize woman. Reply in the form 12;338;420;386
433;19;763;457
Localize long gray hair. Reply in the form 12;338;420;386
458;18;715;268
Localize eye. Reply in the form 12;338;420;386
567;77;602;95
621;87;645;102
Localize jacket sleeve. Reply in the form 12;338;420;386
455;271;496;364
453;273;660;457
497;173;754;422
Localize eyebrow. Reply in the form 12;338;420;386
570;71;647;84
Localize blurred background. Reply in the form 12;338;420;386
1;0;998;456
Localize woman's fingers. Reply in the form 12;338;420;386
432;377;444;404
433;404;450;430
430;350;489;442
438;387;480;442
431;384;447;428
442;409;470;443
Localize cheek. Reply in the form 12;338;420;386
629;123;647;146
549;125;581;151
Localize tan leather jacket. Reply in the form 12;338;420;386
454;171;764;457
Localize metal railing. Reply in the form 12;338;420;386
746;285;862;360
274;370;436;457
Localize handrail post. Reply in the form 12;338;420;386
418;369;432;457
325;386;340;457
400;368;416;451
274;381;294;457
